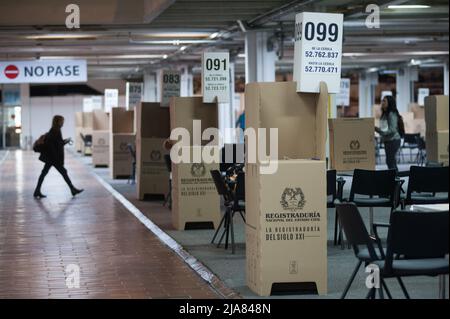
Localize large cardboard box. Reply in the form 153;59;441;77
425;95;449;132
245;81;328;296
75;112;83;152
171;150;221;230
136;102;170;199
170;97;220;230
409;103;425;119
92;110;110;167
329;118;375;171
426;130;449;165
110;107;135;179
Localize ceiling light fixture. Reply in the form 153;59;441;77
179;46;187;51
388;5;430;9
209;32;219;39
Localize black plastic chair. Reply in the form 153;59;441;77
415;136;426;166
79;133;92;154
336;202;401;299
127;143;136;184
402;133;420;163
163;154;172;209
402;166;449;208
373;210;449;299
327;170;346;246
348;169;399;234
219;143;245;173
210;169;245;254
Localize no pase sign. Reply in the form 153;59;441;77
0;60;87;84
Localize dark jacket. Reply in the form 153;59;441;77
39;127;65;166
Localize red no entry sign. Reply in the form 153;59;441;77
4;64;19;79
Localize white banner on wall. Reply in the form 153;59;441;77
104;89;119;112
202;52;230;103
126;82;143;109
293;12;343;93
160;70;181;107
336;78;350;106
417;88;430;106
0;60;87;84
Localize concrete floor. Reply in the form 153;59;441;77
76;150;449;299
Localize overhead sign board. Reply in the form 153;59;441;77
126;82;143;109
160;70;181;107
202;52;230;103
293;12;343;93
0;60;87;84
104;89;119;112
336;78;351;106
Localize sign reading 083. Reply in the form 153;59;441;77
293;12;343;94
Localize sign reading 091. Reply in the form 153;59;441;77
293;12;343;94
202;52;230;103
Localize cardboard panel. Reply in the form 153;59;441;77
110;133;135;178
136;102;170;138
171;153;221;230
425;95;449;132
245;81;328;296
170;97;218;145
93;110;110;131
329;118;375;171
75;112;83;127
136;138;169;199
245;81;328;160
246;160;327;296
92;130;110;166
82;112;93;129
111;107;134;133
426;130;449;165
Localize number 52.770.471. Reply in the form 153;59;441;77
304;66;339;73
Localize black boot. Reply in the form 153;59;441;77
71;187;84;196
33;189;47;198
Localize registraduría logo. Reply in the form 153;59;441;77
349;140;361;150
280;187;306;211
150;150;162;161
190;163;206;177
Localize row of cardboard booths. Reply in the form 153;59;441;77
74;83;449;297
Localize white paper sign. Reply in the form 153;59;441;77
83;97;93;112
417;88;430;106
126;82;143;109
91;96;103;110
104;89;119;112
0;60;87;84
336;78;350;106
202;52;230;103
160;70;181;107
293;12;343;93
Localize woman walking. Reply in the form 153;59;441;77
375;95;404;171
33;115;83;198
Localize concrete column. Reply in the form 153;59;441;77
444;63;449;96
245;31;277;83
180;66;193;97
396;66;418;113
143;70;159;102
359;72;378;117
20;83;31;150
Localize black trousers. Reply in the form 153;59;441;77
384;139;401;171
35;162;74;191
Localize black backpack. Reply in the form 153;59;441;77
33;134;47;153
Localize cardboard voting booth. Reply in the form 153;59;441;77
92;110;110;167
329;118;375;171
170;97;221;230
81;112;93;156
110;107;135;179
245;81;328;296
75;112;83;152
136;102;170;200
425;95;449;165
